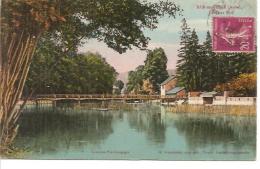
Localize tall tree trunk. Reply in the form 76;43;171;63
0;30;40;151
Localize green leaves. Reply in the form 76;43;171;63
142;48;169;92
215;73;256;97
25;47;118;94
176;20;202;91
114;80;124;94
127;65;144;94
127;48;169;94
2;0;65;34
2;0;181;53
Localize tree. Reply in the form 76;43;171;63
142;48;169;92
127;48;169;94
126;65;144;94
176;21;257;92
215;52;256;84
23;35;62;96
142;79;155;95
200;31;216;91
176;18;192;90
26;52;117;94
200;32;256;91
114;80;124;94
73;53;117;94
214;73;256;97
176;24;202;91
187;29;202;91
0;0;181;149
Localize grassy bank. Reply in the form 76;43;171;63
167;104;256;116
72;102;136;111
0;146;29;159
23;101;136;111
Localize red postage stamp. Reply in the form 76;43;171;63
213;17;255;52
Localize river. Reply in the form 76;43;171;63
14;103;256;160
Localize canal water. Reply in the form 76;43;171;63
14;103;256;160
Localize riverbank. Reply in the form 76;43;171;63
0;146;29;159
166;104;256;116
19;100;256;116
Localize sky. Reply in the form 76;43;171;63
78;0;256;73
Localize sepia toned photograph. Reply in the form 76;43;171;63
0;0;257;161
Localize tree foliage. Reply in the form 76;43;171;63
200;31;216;91
127;48;169;94
25;51;117;95
142;79;154;95
176;19;256;92
176;21;205;91
127;65;144;94
1;0;181;55
215;73;256;97
176;18;192;90
187;29;201;91
114;80;124;94
142;48;169;92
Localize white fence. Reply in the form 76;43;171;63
188;96;256;106
226;97;256;105
188;97;204;105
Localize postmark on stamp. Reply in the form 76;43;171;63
213;17;255;52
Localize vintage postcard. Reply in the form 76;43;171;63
0;0;257;161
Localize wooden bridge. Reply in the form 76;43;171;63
29;94;186;107
35;94;176;101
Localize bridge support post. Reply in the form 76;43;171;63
52;100;56;108
77;95;81;107
36;100;39;109
101;100;105;108
77;100;81;107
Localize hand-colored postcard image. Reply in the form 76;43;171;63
0;0;256;160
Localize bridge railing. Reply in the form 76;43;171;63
36;94;161;99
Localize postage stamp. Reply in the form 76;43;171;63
213;17;255;52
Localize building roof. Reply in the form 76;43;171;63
113;86;119;89
166;87;185;95
200;91;217;98
160;76;176;85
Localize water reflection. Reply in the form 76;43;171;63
127;105;166;144
14;104;256;160
16;108;117;153
170;113;256;150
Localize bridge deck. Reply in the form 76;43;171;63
35;94;182;101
